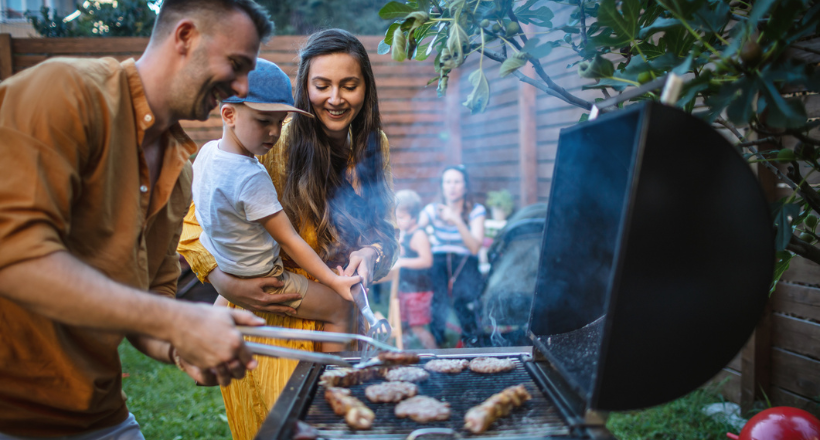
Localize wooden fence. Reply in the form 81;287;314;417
2;27;820;416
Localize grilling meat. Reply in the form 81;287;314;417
464;384;532;434
320;367;389;387
468;357;516;374
293;421;319;440
378;351;421;365
364;381;418;403
395;396;451;423
385;366;430;382
424;359;470;374
324;387;375;430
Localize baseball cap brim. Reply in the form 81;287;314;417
244;102;315;118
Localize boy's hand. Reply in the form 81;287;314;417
208;268;300;315
330;266;360;302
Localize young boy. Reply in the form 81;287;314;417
192;59;357;351
393;190;437;349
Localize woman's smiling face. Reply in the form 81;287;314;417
307;53;366;142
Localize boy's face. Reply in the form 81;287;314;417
230;105;288;156
396;208;416;232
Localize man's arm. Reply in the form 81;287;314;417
0;251;262;382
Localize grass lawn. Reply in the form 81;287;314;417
121;339;734;439
119;341;231;439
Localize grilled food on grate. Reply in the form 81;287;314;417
464;384;532;434
423;359;470;374
469;357;516;374
395;396;451;423
377;351;421;365
320;367;389;387
386;366;430;382
324;387;375;430
364;381;418;403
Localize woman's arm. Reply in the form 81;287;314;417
177;203;301;314
438;206;485;255
396;230;433;270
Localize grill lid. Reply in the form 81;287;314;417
528;101;773;411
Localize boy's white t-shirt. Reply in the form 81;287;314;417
192;140;283;276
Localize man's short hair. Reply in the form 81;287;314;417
396;189;423;220
151;0;273;43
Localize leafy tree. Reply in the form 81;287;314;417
379;0;820;282
27;0;158;37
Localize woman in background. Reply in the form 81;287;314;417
178;29;398;440
419;165;486;347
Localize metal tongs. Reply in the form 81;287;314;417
350;282;392;364
237;326;397;368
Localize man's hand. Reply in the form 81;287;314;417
343;247;378;286
168;302;264;386
208;268;301;314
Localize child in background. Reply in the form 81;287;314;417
192;59;358;352
393;190;437;349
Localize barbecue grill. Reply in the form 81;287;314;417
255;100;775;439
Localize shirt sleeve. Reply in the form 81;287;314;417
238;171;283;222
0;62;95;271
470;204;487;220
372;131;400;282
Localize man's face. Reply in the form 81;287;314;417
173;10;261;121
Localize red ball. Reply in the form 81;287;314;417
736;407;820;440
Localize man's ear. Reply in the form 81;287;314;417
221;104;238;127
172;18;198;55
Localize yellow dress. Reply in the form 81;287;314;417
177;122;397;440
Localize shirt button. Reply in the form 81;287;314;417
140;185;149;193
144;114;153;123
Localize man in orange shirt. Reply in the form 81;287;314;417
0;0;289;437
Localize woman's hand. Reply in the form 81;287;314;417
208;268;301;315
436;204;463;225
343;247;378;286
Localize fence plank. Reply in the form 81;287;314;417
770;387;820;418
772;282;820;322
771;347;820;402
782;256;820;285
772;313;820;360
0;34;12;80
12;37;148;54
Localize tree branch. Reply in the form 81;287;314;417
787;162;820;215
787;234;820;266
479;47;593;110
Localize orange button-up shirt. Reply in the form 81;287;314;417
0;58;195;436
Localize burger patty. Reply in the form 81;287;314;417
385;366;430;382
395;396;451;423
320;367;389;387
378;351;421;365
423;359;470;374
364;381;418;403
468;357;516;374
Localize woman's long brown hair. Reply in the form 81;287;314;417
283;29;397;267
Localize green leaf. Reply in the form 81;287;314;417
582;77;628;92
771;251;794;295
378;40;391;55
676;70;713;109
591;0;641;47
463;69;490;114
661;26;697;58
437;74;449;97
639;17;681;39
725;77;757;125
703;82;742;123
520;37;554;59
392;30;407;62
379;1;418;20
747;0;777;28
414;41;432;60
691;0;730;34
515;2;554;26
758;78;807;129
578;54;616;79
500;53;528;77
384;22;400;45
447;18;468;68
657;0;707;20
634;40;666;60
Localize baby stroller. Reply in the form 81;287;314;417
477;203;547;347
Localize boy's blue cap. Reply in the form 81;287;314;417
223;58;313;117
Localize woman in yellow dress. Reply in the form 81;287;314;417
177;29;398;440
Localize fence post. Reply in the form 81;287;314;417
445;69;462;165
0;33;12;81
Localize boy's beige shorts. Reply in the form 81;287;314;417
236;256;309;309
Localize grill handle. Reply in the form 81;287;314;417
589;73;683;120
406;428;461;440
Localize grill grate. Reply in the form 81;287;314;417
302;356;572;439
